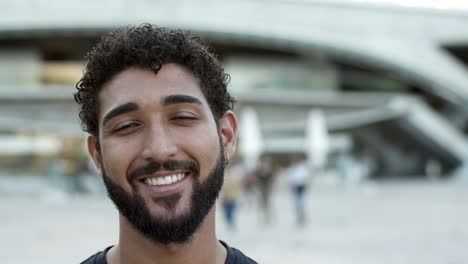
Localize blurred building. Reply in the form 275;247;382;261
1;0;468;179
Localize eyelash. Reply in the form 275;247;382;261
171;115;198;120
112;123;139;133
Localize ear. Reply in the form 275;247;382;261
219;111;238;162
87;135;103;175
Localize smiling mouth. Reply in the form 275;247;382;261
141;172;187;186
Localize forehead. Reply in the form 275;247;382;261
98;64;208;115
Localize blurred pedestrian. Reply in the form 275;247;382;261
241;166;257;209
287;154;310;226
221;162;244;231
254;154;275;225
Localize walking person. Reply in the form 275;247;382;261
287;154;310;227
221;162;244;231
254;154;275;225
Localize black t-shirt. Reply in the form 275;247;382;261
80;241;257;264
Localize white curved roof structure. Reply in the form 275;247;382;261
1;0;467;107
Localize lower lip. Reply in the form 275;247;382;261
138;173;191;197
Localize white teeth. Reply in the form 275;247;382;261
144;173;186;186
156;177;165;185
163;176;171;184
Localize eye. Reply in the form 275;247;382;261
171;115;198;120
111;122;140;134
170;112;198;121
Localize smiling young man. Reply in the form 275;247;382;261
75;24;257;264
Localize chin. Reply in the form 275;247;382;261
147;192;192;219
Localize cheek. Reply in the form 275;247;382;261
176;126;220;177
196;144;220;182
100;138;142;186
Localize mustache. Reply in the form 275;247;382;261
128;159;199;181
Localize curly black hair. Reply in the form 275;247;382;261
74;24;234;137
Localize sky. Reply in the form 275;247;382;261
350;0;468;10
363;0;468;9
288;0;468;11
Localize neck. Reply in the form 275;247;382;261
107;207;226;264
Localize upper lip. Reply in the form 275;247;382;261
135;170;189;182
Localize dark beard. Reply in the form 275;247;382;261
101;150;226;245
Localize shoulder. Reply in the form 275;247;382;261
80;246;112;264
221;241;258;264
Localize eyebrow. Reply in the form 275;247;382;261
161;94;202;106
102;102;139;126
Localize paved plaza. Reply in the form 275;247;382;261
1;179;468;264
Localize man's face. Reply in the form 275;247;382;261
87;64;237;244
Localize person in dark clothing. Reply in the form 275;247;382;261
75;24;257;264
254;154;275;225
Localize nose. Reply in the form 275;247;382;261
141;123;178;162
